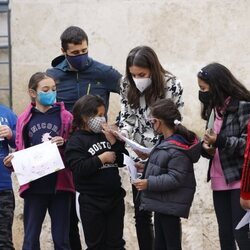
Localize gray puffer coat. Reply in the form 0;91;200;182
139;135;201;218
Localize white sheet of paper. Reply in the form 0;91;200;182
116;132;153;154
11;141;65;185
123;153;138;181
235;210;250;230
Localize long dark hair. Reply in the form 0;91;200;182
72;95;105;132
125;46;172;109
198;62;250;120
150;99;196;144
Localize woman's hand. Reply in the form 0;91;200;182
51;136;65;147
102;124;116;145
3;154;14;168
133;179;148;191
134;149;149;160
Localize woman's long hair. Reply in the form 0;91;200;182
125;46;172;109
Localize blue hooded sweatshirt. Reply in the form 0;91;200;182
0;104;17;191
46;55;122;112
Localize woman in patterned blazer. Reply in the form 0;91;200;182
118;45;183;250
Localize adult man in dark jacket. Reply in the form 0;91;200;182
46;26;122;113
46;26;122;250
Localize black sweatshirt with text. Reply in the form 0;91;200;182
65;130;127;198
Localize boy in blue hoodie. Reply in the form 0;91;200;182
0;104;17;250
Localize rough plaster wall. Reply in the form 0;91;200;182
7;0;250;249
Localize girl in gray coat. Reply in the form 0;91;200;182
134;99;201;250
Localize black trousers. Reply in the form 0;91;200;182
79;194;125;250
154;213;181;250
213;189;250;250
22;192;71;250
0;189;15;250
69;195;82;250
132;185;154;250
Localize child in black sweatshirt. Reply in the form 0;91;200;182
65;95;127;250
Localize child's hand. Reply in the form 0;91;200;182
240;198;250;210
135;162;145;173
133;179;148;191
0;125;13;140
134;149;149;160
51;136;65;147
98;151;116;164
102;124;116;145
3;154;14;168
203;129;217;146
202;142;216;156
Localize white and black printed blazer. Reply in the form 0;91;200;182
119;74;184;148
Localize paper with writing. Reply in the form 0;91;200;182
11;141;65;185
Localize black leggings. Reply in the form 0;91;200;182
213;189;250;250
154;212;181;250
133;185;154;250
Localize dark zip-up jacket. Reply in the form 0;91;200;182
140;135;201;218
46;55;122;112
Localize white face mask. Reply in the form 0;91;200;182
132;77;152;93
87;116;106;133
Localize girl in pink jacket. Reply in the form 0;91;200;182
4;72;74;250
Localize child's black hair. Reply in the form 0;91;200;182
150;99;196;144
197;62;250;120
72;95;105;132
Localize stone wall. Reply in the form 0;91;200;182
6;0;250;249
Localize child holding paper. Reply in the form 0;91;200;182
133;99;201;250
65;95;127;250
4;72;74;250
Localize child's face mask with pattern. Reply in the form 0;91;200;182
87;116;106;133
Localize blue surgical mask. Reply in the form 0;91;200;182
37;91;56;106
66;53;88;71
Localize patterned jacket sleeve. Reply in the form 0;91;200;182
118;77;136;137
241;121;250;199
164;75;184;114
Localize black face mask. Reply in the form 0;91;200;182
199;90;211;105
